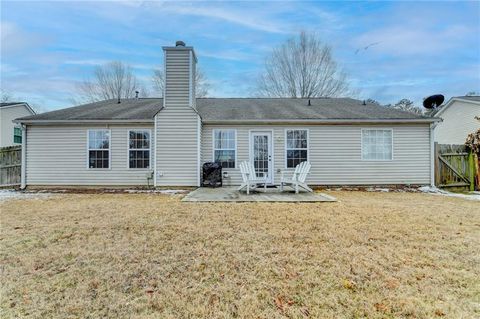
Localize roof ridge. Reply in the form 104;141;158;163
195;97;351;100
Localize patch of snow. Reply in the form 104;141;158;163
124;189;189;194
418;186;480;201
366;187;390;192
0;190;53;202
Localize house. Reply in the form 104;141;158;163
431;96;480;145
0;102;35;147
15;41;440;189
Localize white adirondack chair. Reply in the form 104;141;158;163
280;161;313;194
238;161;267;194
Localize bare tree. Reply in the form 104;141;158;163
366;98;381;105
466;91;479;96
152;67;210;98
77;61;145;103
257;31;350;98
1;89;14;103
389;98;423;115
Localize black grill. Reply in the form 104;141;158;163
202;162;222;187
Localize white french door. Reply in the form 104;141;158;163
250;131;273;184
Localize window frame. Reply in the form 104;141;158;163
127;129;152;170
284;129;309;169
212;129;237;169
13;126;22;144
361;128;394;161
86;129;111;170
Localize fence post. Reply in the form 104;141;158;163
468;151;475;191
434;142;440;187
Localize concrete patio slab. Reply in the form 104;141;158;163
182;186;337;202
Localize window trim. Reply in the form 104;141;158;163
127;129;152;170
361;128;394;161
212;129;237;169
86;129;111;170
13;126;22;144
284;128;310;169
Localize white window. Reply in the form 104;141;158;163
129;130;151;169
286;129;308;168
362;129;393;160
88;129;110;169
213;129;236;168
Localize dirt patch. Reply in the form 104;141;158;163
1;191;479;318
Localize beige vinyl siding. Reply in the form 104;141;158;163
155;107;200;186
155;46;199;186
202;124;431;186
434;100;480;144
25;124;154;186
0;105;33;147
164;49;192;109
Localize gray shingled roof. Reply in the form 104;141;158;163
16;97;434;123
196;98;429;122
17;99;163;121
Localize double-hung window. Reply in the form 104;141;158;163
13;127;22;144
362;129;393;160
213;129;236;168
88;129;110;169
129;130;151;169
286;129;308;168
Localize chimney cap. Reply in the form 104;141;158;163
175;40;186;47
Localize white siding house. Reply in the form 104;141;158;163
202;124;432;186
0;102;35;147
14;40;440;188
25;124;154;186
433;97;480;145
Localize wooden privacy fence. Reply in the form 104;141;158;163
434;143;477;191
0;146;21;187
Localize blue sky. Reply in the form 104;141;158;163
1;0;479;112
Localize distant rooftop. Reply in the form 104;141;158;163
0;102;28;108
456;96;480;102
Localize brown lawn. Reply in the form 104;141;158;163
1;191;479;318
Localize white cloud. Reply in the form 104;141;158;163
155;2;293;34
198;49;259;62
0;22;50;56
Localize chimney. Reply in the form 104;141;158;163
162;40;197;109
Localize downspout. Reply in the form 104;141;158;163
430;122;437;187
153;114;157;187
20;124;27;189
197;115;201;187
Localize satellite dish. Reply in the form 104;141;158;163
423;94;445;109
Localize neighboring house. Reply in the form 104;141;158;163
0;102;36;147
15;41;440;188
431;96;480;145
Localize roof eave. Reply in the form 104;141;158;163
14;119;155;125
202;118;442;125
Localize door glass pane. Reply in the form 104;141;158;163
253;135;269;178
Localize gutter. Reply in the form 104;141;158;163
202;118;442;125
13;119;154;125
20;124;27;189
